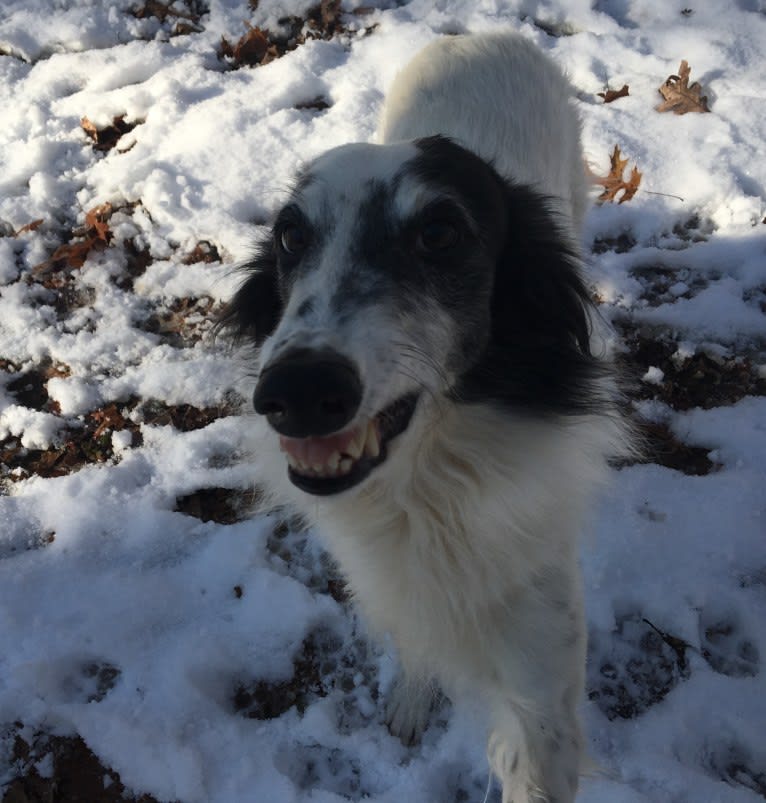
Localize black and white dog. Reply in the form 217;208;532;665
221;33;625;803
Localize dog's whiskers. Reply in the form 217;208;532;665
390;340;452;390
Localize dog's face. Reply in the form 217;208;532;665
221;136;598;497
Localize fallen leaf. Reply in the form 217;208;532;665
82;202;113;243
657;60;710;114
33;203;114;274
598;84;630;103
13;219;44;236
132;0;197;22
182;240;221;264
173;20;202;36
90;403;130;440
318;0;341;30
220;24;277;67
140;296;216;346
594;145;642;204
220;1;355;70
81;115;141;152
33;241;96;273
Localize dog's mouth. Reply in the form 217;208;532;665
278;393;419;496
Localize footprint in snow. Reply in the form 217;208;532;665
699;608;760;678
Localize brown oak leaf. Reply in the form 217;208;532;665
595;145;642;204
33;203;114;275
598;84;630;103
657;60;710;114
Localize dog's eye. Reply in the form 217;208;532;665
417;220;460;253
278;224;309;255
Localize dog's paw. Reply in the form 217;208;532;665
384;676;441;746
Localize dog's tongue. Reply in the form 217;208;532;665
279;427;359;466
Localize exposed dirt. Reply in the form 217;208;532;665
0;394;237;485
175;486;259;523
619;330;766;411
1;730;162;803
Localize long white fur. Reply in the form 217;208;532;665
246;33;624;803
379;33;588;231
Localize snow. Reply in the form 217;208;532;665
1;1;765;802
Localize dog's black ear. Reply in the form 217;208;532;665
458;184;604;414
214;239;282;346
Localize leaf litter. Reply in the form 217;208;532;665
657;60;711;114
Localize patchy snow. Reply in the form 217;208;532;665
1;1;765;802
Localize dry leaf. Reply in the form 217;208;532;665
133;0;178;21
82;202;113;242
81;115;140;152
131;0;204;35
594;145;642;204
90;403;130;440
33;203;114;275
132;0;199;23
220;24;278;67
318;0;341;30
598;84;630;103
220;1;355;70
182;240;221;264
13;219;44;236
657;60;710;114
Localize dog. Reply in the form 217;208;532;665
219;32;626;803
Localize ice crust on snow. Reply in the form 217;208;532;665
1;1;765;802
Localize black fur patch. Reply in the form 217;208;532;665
214;238;282;346
409;137;606;415
345;147;506;375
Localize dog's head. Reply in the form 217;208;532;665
219;135;601;497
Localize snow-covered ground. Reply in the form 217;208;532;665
1;1;765;801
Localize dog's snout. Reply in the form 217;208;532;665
253;348;362;438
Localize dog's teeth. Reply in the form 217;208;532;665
346;430;364;460
339;458;353;475
327;451;341;471
364;420;381;458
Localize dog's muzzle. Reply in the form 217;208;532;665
253;348;362;438
252;347;419;496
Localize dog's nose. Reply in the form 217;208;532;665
253;348;363;438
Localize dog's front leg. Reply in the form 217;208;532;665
487;577;587;803
385;671;442;746
489;701;583;803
